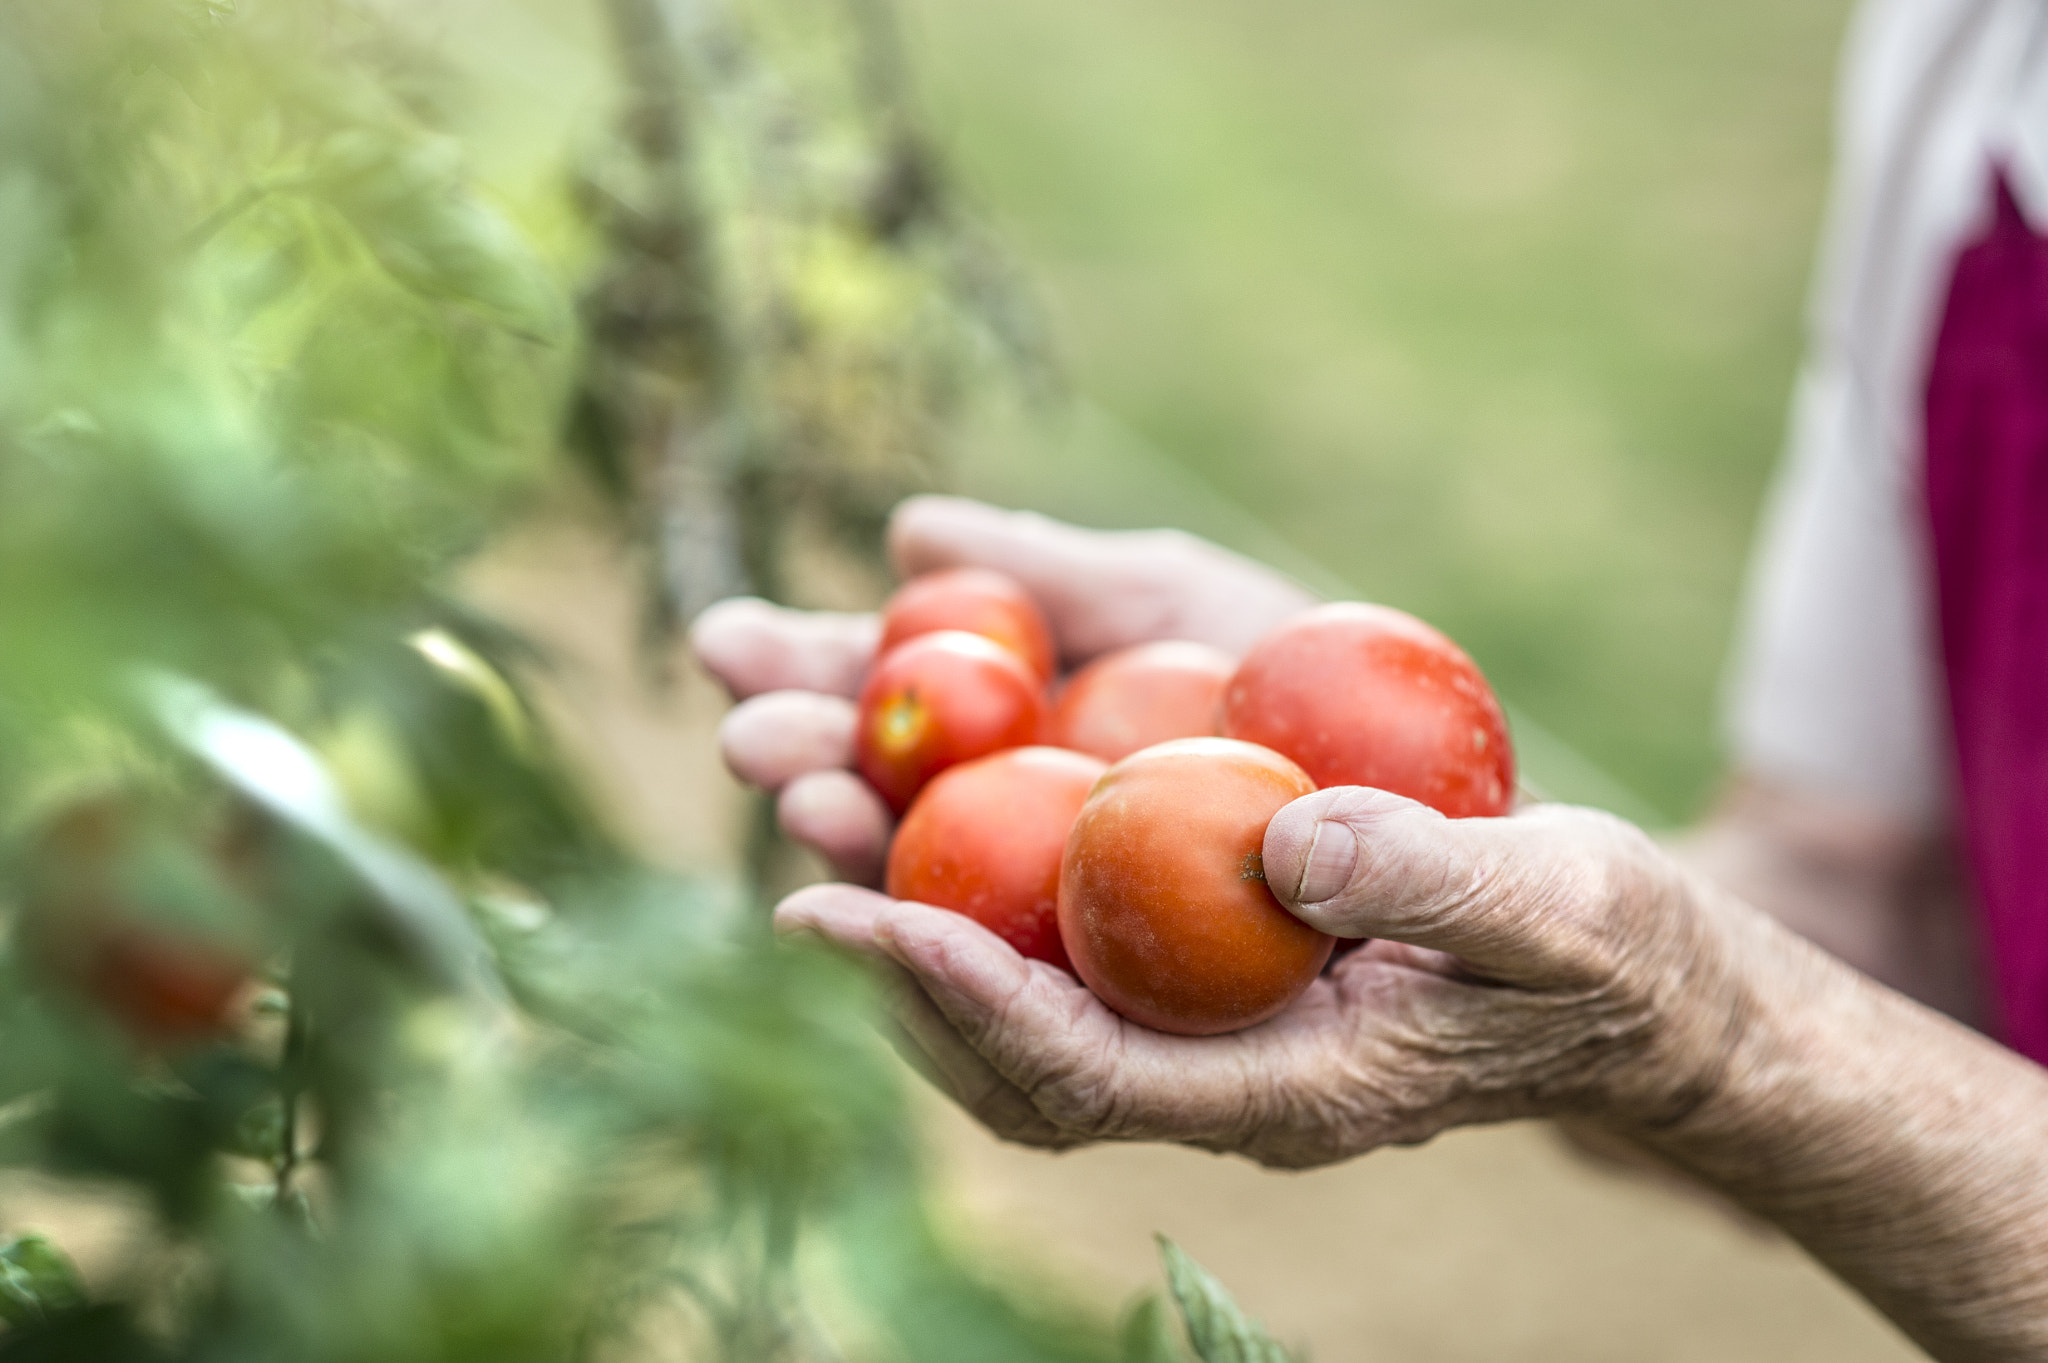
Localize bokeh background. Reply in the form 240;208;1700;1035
912;0;1851;822
468;0;1925;1357
0;1;1943;1358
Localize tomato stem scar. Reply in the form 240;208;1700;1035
876;688;928;754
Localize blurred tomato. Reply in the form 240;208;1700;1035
1057;738;1332;1035
887;746;1107;970
878;567;1057;682
21;798;259;1047
1052;640;1234;762
81;922;254;1045
1221;602;1513;819
856;631;1051;813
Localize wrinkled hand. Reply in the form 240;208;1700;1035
693;495;1754;1166
691;495;1316;884
775;788;1752;1167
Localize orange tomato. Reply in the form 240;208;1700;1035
886;747;1107;970
1051;641;1234;763
878;567;1057;682
1057;738;1332;1035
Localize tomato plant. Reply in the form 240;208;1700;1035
77;922;254;1046
877;567;1057;681
1051;640;1234;762
20;799;259;1047
1057;738;1332;1035
856;631;1052;812
1221;602;1514;819
886;746;1107;970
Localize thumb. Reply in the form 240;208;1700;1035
1262;787;1638;989
887;495;1317;658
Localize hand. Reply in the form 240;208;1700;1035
776;787;1763;1166
697;504;2048;1361
690;495;1317;884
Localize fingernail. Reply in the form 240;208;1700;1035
1294;819;1359;906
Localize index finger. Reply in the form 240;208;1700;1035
689;597;880;700
888;495;1318;658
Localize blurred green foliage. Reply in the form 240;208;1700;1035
0;0;1852;1353
0;2;1155;1358
0;1235;87;1328
902;0;1855;819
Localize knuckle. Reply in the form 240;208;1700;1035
1500;810;1671;988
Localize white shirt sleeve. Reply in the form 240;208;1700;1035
1719;0;2044;826
1724;359;1949;824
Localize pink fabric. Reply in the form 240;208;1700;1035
1924;171;2048;1061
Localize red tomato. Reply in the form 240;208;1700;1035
23;799;257;1046
856;631;1052;813
887;746;1108;970
82;923;253;1045
1057;738;1332;1035
878;567;1057;682
1051;641;1235;763
1220;602;1513;819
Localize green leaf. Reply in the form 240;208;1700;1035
1119;1293;1189;1363
1156;1236;1300;1363
0;1234;85;1327
0;1303;162;1362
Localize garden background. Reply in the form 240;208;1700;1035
0;0;1937;1357
459;0;1930;1357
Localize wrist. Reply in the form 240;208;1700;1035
1612;892;2048;1361
1630;912;2048;1358
1550;836;1776;1138
1609;882;1843;1152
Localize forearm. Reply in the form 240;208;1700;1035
1674;772;1984;1026
1638;898;2048;1361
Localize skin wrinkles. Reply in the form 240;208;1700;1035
905;927;1123;1136
1634;921;2048;1359
876;937;1079;1149
721;499;2048;1362
825;796;1732;1167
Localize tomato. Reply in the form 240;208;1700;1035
1051;640;1234;763
1220;602;1514;819
887;747;1108;970
878;567;1057;682
81;923;254;1045
1057;738;1332;1035
856;631;1052;813
21;798;258;1046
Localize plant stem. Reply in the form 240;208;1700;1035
275;985;307;1204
